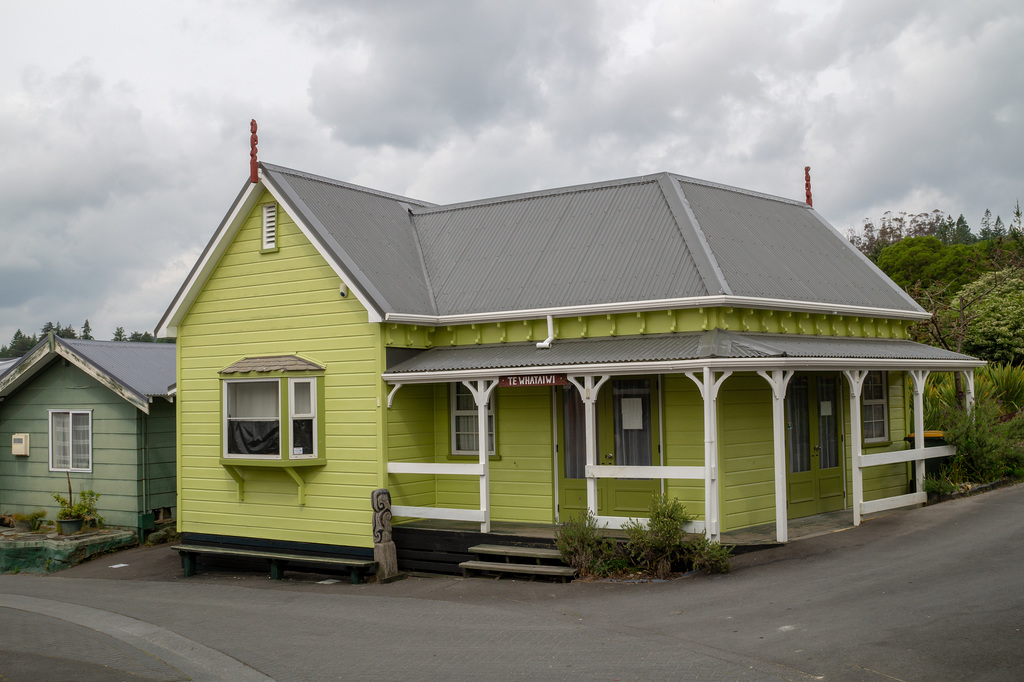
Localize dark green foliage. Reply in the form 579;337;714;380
876;237;982;293
0;329;38;358
554;508;616;577
81;319;94;340
623;494;693;578
934;397;1024;485
684;532;733;574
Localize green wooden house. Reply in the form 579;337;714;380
156;162;981;570
0;334;176;536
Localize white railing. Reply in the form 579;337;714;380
856;444;955;516
585;465;707;532
387;461;486;523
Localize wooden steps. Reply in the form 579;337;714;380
172;544;376;584
459;544;575;582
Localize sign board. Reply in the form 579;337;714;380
498;374;568;388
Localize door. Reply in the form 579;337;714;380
786;374;845;518
556;378;660;521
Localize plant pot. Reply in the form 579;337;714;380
13;520;34;533
58;518;83;535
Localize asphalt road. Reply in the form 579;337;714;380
0;483;1021;681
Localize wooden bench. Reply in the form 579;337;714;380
460;544;576;582
172;544;376;584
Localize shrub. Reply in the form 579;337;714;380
623;495;693;579
934;396;1024;484
555;508;614;577
684;532;733;574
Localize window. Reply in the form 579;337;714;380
862;371;889;442
451;382;495;455
225;380;280;458
289;378;317;459
223;376;322;460
49;410;92;472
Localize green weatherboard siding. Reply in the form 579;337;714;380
176;192;381;548
0;360;172;532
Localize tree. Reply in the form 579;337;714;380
112;327;127;342
875;237;983;293
128;331;154;343
0;329;38;358
957;270;1024;365
979;209;994;241
81;319;94;340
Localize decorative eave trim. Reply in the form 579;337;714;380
156;169;383;339
0;335;151;414
383;356;984;384
383;294;932;326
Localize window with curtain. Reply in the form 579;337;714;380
289;378;317;459
563;387;588;479
862;371;889;443
787;376;811;473
451;382;495;455
49;410;92;472
225;380;280;457
612;379;651;468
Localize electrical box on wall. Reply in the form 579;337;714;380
12;433;29;456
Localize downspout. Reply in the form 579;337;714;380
536;315;555;349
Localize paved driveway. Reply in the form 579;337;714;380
1;483;1022;681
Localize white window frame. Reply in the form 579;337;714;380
49;409;92;473
289;378;317;460
862;370;889;443
223;378;282;460
450;382;496;456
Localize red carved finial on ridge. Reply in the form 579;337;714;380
804;165;813;207
250;119;259;183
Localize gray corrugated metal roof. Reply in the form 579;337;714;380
0;358;18;379
220;355;324;374
254;165;923;318
62;339;177;397
678;178;918;312
261;164;438;316
384;331;976;375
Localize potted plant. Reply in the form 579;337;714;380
11;509;47;533
52;475;102;535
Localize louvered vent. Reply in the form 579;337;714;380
262;204;277;249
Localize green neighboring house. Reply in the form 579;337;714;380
156;162;982;569
0;334;176;536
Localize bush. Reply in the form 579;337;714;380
684;532;733;574
934;396;1024;484
555;508;615;577
623;495;693;579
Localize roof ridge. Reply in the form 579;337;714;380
412;173;665;216
669;173;808;207
261;162;435;207
657;174;732;296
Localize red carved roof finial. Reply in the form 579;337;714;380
250;119;259;183
804;165;813;207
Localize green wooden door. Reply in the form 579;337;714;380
556;378;660;521
786;374;845;518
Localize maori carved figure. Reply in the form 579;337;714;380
804;165;813;207
371;488;393;544
371;488;399;581
250;119;259;183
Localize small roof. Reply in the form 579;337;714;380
0;358;18;377
0;335;176;413
383;330;981;382
157;164;925;337
220;355;325;374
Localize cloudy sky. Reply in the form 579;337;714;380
1;0;1021;344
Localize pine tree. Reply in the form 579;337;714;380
994;215;1007;238
113;326;127;342
979;209;994;240
81;319;93;340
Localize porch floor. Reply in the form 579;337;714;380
398;506;879;548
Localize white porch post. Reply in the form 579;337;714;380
568;375;610;520
462;379;498;532
685;367;732;543
843;369;868;526
758;369;794;543
909;369;930;494
962;369;976;410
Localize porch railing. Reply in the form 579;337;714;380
386;462;486;523
854;444;955;517
584;465;707;532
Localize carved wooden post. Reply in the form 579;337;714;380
372;488;399;582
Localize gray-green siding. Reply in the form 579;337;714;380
0;359;176;532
